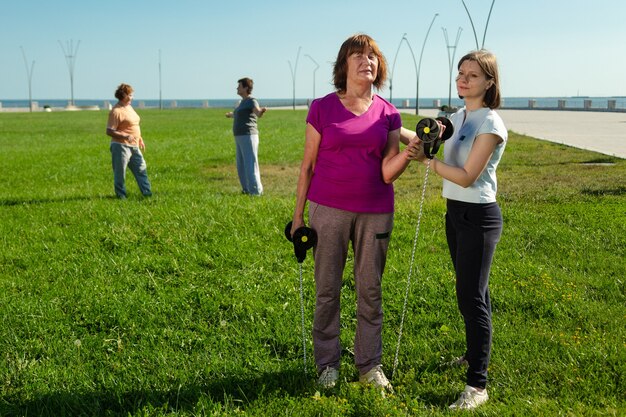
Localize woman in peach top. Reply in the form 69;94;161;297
105;83;152;199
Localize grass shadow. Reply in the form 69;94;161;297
581;157;620;164
581;186;626;196
0;369;312;416
0;193;166;206
0;194;115;206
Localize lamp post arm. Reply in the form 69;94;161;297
288;47;302;110
416;13;439;114
304;54;319;99
461;0;480;50
390;33;407;104
21;47;35;112
402;39;418;115
443;27;462;108
481;0;496;48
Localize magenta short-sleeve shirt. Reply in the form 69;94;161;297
306;93;402;213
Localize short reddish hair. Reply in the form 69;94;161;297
333;34;388;93
114;83;134;101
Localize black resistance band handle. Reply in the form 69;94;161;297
416;117;454;159
284;221;317;263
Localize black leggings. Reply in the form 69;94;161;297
445;199;502;389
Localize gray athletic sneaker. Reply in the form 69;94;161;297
359;365;393;392
449;385;488;410
317;367;339;389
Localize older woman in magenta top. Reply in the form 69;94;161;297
290;34;414;391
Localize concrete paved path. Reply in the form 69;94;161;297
414;108;626;159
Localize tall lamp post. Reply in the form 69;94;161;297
288;46;302;110
158;49;163;110
390;34;417;114
415;13;439;114
442;27;462;108
20;47;35;113
58;40;80;106
304;54;319;101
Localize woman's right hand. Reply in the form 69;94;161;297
290;217;305;238
405;138;428;163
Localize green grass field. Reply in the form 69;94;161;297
0;109;624;416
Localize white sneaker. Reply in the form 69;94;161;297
449;385;488;410
317;367;339;389
359;365;393;392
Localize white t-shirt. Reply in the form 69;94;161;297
442;107;507;203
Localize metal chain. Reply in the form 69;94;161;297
298;263;307;374
392;159;431;379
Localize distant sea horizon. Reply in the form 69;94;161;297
1;96;625;111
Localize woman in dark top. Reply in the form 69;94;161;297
225;77;267;195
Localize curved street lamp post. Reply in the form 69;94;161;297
390;34;416;114
390;14;438;116
389;34;405;105
304;54;319;101
58;40;80;106
288;47;302;110
415;13;439;114
20;47;35;113
442;27;463;108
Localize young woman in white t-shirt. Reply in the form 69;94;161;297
403;49;507;410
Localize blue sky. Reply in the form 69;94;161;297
1;0;624;101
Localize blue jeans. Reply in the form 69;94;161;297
110;142;152;198
234;134;263;195
445;199;502;389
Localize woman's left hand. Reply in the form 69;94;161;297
138;137;145;151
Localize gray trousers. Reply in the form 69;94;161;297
234;134;263;195
308;202;393;375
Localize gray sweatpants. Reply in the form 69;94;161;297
308;202;393;375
